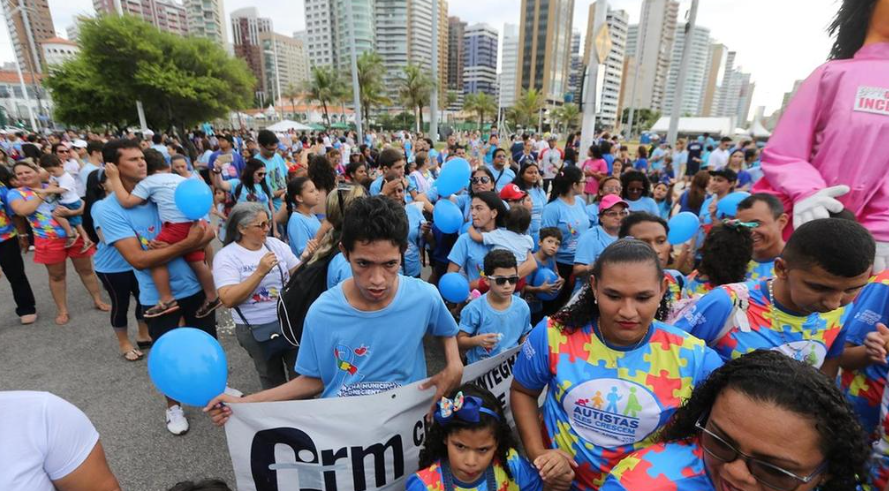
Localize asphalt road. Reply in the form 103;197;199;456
0;251;446;491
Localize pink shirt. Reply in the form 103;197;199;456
581;158;608;195
754;42;889;240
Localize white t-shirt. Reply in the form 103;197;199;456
212;237;300;325
0;391;100;491
709;148;730;170
63;159;85;197
51;172;81;205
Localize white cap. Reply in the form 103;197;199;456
72;139;88;149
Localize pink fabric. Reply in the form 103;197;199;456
754;42;889;240
581;158;608;195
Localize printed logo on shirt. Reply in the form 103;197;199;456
855;308;882;327
250;286;280;303
331;343;400;397
854;86;889;116
562;378;660;447
772;341;827;368
522;339;537;360
681;305;706;329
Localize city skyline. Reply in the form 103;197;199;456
0;0;838;115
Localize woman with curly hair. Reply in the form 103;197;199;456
601;350;869;491
511;239;721;490
681;221;754;299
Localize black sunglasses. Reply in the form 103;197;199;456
488;275;519;286
471;176;492;184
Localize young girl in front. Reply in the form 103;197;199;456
407;384;554;491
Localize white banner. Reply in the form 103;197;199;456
224;347;521;491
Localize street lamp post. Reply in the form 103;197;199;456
17;0;46;130
344;0;363;143
666;0;699;146
429;0;438;143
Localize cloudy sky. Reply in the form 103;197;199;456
6;0;838;113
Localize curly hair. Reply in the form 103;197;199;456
552;239;670;330
658;350;869;491
620;170;650;199
697;223;753;287
418;384;517;480
308;155;337;194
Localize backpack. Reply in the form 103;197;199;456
278;251;337;347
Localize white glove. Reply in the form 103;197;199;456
875;242;889;273
793;185;850;230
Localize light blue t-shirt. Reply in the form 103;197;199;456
295;275;459;398
574;226;617;266
527;186;546;234
287;211;321;258
403;204;427;277
541;197;591;265
79;163;100;193
586;202;599;227
99;196;200;306
90;199;133;274
447;232;493;282
626;196;659;216
370;176;417;203
487;164;516;193
459;293;532;364
228;178;270;204
327;252;353;289
481;228;534;263
257;153;288;211
131;172;189;224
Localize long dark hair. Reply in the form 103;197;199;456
548;166;583;202
659;350;869;491
418;384;517;480
471;191;507;229
237;158;273;200
686;170;710;214
828;0;877;60
552;239;670;331
513;162;541;191
82;168;106;244
285;176;313;215
308;155;337;194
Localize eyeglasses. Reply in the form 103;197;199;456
256;172;267;178
249;221;271;230
488;275;519;286
695;415;826;491
471;176;492;184
602;210;630;218
602;186;621;193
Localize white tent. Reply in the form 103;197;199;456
650;117;736;137
266;119;312;132
747;120;772;138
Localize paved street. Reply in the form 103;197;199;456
0;251;446;491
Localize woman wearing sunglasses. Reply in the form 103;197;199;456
211;158;276;235
511;239;721;490
453;167;497;222
601;350;868;491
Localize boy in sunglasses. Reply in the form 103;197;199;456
457;249;532;364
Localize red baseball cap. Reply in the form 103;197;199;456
499;183;528;201
600;194;629;211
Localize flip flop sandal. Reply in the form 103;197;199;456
143;300;180;319
121;349;144;362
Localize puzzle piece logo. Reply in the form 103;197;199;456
562;378;660;447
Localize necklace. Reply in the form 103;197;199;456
767;279;808;360
594;320;651;354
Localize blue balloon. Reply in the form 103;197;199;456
436;158;471;197
148;328;227;407
531;267;560;301
716;191;751;218
174;179;213;220
439;272;470;303
460;221;472;234
667;212;700;244
434;200;463;234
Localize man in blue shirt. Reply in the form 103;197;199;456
99;139;217;436
256;130;288;212
208;135;245;181
205;196;464;422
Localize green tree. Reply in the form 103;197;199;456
446;90;459;109
398;64;433;133
45;15;253;131
304;65;344;128
509;88;545;130
620;108;661;132
552;103;580;133
354;51;389;129
282;83;301;118
463;92;497;129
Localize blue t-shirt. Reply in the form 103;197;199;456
513;318;721;489
541;197;590;265
574;226;617;266
99;196;200;306
447;232;493;282
90;199;133;274
626;197;659;216
287;211;321;258
656;200;670;219
257;153;288;211
745;258;776;281
527;186;546;234
633;158;648;171
403;204;427;277
295;276;459;398
603;154;615;174
132;172;189;224
484;145;496;165
459;293;532;364
79;163;100;194
524;256;558;314
487;164;516;192
208;150;245;180
586;202;599;227
228;178;270;204
601;439;714;491
370;176;417;202
326;252;352;289
406;449;541;491
674;279;849;367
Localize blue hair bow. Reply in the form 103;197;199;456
434;391;500;426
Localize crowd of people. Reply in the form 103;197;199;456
2;123;889;491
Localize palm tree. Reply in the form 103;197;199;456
355;51;389;130
552;103;580;133
398;64;433;133
282;83;301;119
304;66;342;128
463;92;497;129
510;88;545;130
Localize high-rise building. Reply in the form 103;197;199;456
583;3;629;130
184;0;226;46
66;15;89;42
375;0;409;92
499;23;519;108
447;16;465;93
259;32;312;106
714;51;755;123
462;23;497;97
231;7;272;100
517;0;575;104
436;0;449;102
700;43;725;117
4;0;56;74
662;23;711;116
568;30;582;103
94;0;189;37
304;0;335;68
334;0;375;73
622;0;678;112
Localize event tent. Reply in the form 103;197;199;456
266;120;313;132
